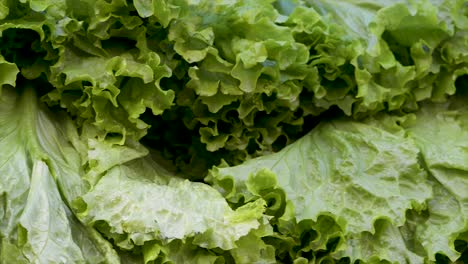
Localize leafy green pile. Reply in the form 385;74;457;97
0;0;467;263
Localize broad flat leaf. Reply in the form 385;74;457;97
401;97;468;262
0;86;119;263
79;153;267;251
208;117;433;263
209;118;432;233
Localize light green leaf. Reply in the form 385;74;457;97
80;154;266;251
0;86;120;263
210;119;431;234
335;219;425;264
208;116;434;263
47;47;175;141
401;97;468;261
0;56;18;91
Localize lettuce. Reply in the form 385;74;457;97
0;85;268;263
0;0;467;263
0;86;119;263
208;94;468;263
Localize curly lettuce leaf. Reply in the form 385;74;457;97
138;0;467;172
46;45;174;142
0;55;18;91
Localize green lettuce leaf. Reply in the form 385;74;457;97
209;118;431;232
0;83;270;263
136;0;468;174
1;0;468;263
208;94;468;262
0;55;18;91
46;45;174;142
400;97;468;262
140;239;223;264
0;86;120;263
207;117;433;262
78;150;267;251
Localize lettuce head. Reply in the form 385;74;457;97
0;0;467;263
